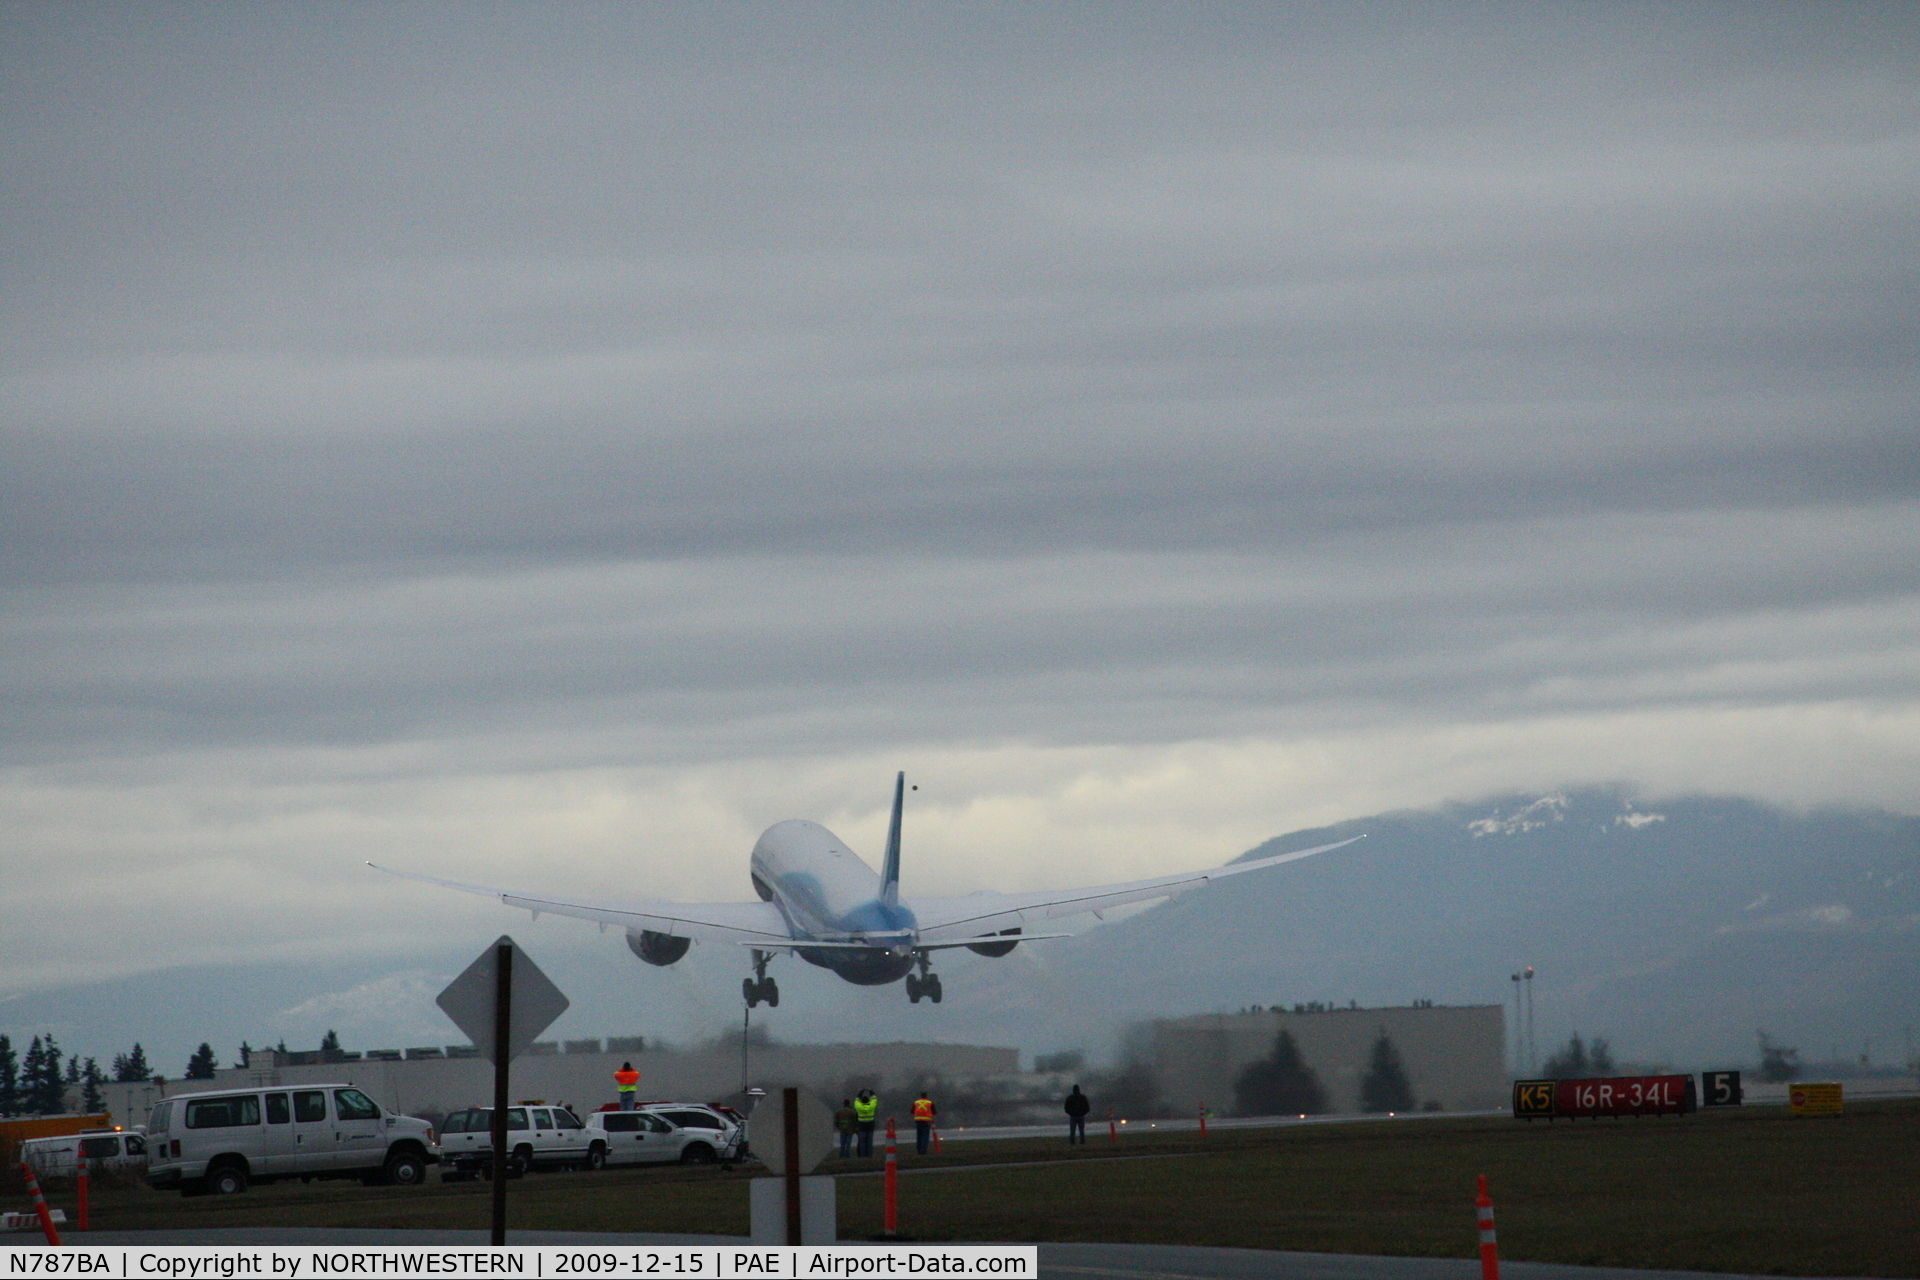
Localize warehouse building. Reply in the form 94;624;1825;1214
1151;1002;1506;1114
98;1038;1018;1128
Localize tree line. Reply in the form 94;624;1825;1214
0;1031;342;1115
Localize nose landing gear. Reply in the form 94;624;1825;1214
904;955;943;1004
743;950;779;1008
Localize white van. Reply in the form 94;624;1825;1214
20;1130;148;1179
144;1084;437;1196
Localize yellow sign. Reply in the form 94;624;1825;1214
1788;1081;1843;1115
1511;1079;1556;1118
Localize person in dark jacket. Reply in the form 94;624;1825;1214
833;1099;857;1158
1064;1084;1091;1144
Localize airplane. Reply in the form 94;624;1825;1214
370;773;1360;1006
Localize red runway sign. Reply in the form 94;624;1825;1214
1513;1075;1696;1119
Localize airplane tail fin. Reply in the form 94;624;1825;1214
880;771;905;906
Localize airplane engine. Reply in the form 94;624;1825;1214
966;927;1022;958
626;929;691;966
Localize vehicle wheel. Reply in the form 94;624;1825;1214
384;1150;428;1187
511;1146;533;1177
585;1143;608;1171
207;1161;249;1195
679;1142;716;1166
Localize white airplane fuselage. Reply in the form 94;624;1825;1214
749;819;920;985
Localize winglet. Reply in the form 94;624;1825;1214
880;771;905;906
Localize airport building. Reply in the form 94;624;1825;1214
98;1038;1020;1128
1150;1002;1507;1114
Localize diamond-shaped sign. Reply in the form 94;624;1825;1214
436;936;570;1065
754;1087;837;1177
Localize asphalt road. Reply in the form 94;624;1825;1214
50;1229;1841;1280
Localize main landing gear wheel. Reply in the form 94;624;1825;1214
905;970;943;1004
743;951;780;1008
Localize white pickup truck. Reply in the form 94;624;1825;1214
436;1104;588;1179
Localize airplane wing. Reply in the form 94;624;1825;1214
903;835;1362;945
366;862;792;945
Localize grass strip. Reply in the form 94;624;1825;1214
67;1100;1918;1276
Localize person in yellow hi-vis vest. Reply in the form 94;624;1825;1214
852;1088;879;1157
613;1062;640;1110
911;1091;937;1154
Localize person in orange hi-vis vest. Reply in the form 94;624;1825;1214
614;1062;640;1110
912;1092;937;1154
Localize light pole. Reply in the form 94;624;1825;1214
1524;967;1536;1074
1509;973;1523;1074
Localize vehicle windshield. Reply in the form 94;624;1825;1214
334;1089;380;1121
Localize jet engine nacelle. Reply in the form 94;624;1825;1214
966;927;1022;958
626;929;692;966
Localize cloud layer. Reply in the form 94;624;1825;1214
3;3;1916;1057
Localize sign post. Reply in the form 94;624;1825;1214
437;936;570;1246
748;1087;836;1244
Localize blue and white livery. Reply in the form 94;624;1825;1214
372;773;1359;1006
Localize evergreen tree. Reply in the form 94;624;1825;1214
320;1030;341;1053
22;1037;47;1111
1359;1032;1417;1113
64;1054;81;1085
237;1041;253;1068
186;1043;219;1079
1543;1033;1617;1079
80;1058;104;1113
1233;1030;1328;1116
24;1034;67;1113
0;1034;17;1115
113;1043;152;1083
1756;1031;1801;1082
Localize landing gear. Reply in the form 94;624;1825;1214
905;955;943;1004
743;950;780;1008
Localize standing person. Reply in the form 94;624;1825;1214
911;1091;937;1155
853;1088;879;1157
613;1062;640;1110
1063;1084;1090;1144
833;1098;857;1158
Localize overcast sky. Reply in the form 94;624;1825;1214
3;2;1917;1061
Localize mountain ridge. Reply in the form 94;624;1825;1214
4;788;1914;1077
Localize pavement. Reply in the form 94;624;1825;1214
37;1230;1843;1280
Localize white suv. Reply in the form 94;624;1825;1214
145;1084;436;1196
437;1104;587;1179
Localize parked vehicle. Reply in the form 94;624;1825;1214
20;1129;147;1179
436;1104;587;1179
633;1102;746;1164
144;1084;436;1196
581;1110;719;1168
